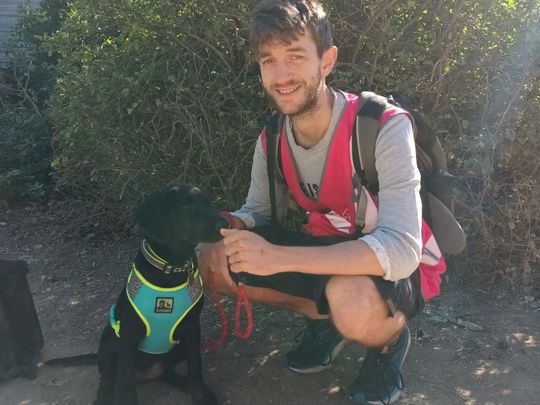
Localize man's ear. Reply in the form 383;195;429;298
321;46;338;78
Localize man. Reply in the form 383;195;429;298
198;0;423;404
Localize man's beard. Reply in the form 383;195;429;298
290;84;320;118
266;78;321;118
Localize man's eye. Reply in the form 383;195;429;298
261;59;274;65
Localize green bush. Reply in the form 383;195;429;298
48;0;262;211
327;0;540;289
0;0;66;203
0;96;49;203
43;0;539;287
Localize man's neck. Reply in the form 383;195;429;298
290;87;335;148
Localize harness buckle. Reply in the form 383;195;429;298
162;264;173;274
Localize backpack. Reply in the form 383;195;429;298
0;259;44;381
264;91;466;300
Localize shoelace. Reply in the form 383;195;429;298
354;350;404;405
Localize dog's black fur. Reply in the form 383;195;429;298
94;184;226;405
46;185;349;404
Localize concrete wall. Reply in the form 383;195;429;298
0;0;41;66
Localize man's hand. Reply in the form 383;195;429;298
197;239;236;289
221;228;279;276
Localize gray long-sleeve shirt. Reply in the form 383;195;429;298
233;90;422;281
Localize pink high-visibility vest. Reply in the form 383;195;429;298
262;92;446;300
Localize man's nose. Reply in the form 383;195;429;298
274;61;293;84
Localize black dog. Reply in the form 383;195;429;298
94;184;226;405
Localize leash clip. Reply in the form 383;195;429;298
187;266;195;285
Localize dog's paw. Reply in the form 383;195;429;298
113;398;137;405
112;392;138;405
93;391;115;405
190;385;218;405
161;372;190;392
93;399;112;405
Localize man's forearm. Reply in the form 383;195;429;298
270;240;385;277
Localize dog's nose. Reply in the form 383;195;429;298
216;216;229;231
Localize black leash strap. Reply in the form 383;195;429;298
265;113;282;229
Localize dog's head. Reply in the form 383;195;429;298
135;185;227;254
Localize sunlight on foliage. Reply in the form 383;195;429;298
2;0;539;287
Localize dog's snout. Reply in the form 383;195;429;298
216;216;229;231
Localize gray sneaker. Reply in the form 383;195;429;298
285;319;347;374
349;325;411;405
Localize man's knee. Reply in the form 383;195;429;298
326;275;389;342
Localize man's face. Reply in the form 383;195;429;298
258;30;326;117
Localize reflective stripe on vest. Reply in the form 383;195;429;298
279;92;359;237
264;91;446;299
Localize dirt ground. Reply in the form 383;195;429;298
0;199;539;405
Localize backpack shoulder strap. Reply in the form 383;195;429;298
265;112;284;228
352;91;388;192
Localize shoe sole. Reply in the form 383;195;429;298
287;338;348;374
350;388;402;405
349;326;411;405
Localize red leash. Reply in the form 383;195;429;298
234;283;253;340
202;271;253;351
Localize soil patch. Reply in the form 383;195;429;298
0;200;539;405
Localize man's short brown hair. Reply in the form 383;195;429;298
249;0;333;58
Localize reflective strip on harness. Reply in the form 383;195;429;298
109;266;204;354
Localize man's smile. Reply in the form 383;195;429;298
275;85;301;96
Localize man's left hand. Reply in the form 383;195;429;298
220;228;278;276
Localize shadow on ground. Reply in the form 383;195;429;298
0;201;539;405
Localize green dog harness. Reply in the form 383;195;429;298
109;264;204;354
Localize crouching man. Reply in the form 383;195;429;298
198;1;424;404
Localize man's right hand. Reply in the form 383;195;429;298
197;240;237;292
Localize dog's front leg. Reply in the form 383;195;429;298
94;326;117;405
185;323;217;405
113;329;140;405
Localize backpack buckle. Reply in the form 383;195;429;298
351;173;363;204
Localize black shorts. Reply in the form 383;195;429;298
236;269;422;320
235;226;423;320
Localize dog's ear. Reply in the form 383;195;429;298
136;184;225;249
135;190;174;245
135;184;198;244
